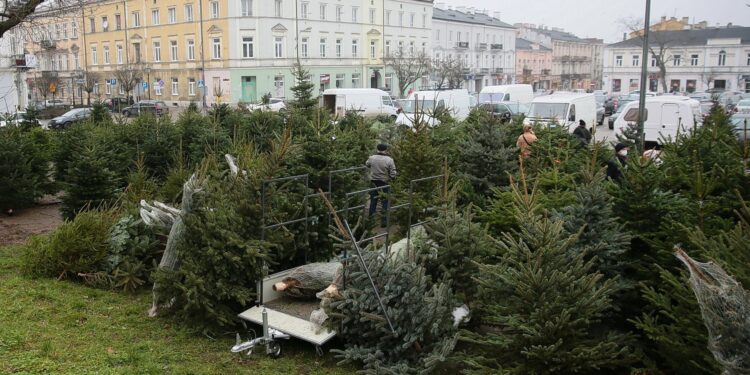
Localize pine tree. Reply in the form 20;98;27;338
289;61;317;112
61;145;120;220
457;185;634;374
323;250;458;374
457;120;518;204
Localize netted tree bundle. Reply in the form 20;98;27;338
273;262;342;299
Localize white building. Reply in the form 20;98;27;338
431;4;516;93
0;28;29;113
225;0;433;101
603;27;750;94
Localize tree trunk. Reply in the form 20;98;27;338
272;262;343;299
659;63;668;93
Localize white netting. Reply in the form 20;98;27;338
675;248;750;375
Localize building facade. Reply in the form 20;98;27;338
431;5;516;93
515;38;551;91
0;27;28;112
603;27;750;95
516;24;594;90
586;38;604;90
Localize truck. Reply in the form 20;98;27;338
478;84;534;105
524;92;597;131
614;96;702;144
321;88;398;118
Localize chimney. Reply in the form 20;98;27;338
456;6;466;13
623;33;627;41
727;22;733;28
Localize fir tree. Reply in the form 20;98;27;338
457;120;518;204
457;184;634;374
289;61;317;112
61;145;120;219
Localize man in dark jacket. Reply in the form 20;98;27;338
573;119;592;147
366;144;397;227
607;143;629;182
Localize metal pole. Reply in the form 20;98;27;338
199;0;207;108
636;0;651;151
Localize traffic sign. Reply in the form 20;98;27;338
142;81;148;90
197;80;205;88
49;83;56;93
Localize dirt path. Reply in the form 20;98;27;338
0;202;63;247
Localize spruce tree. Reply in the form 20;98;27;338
457;120;518;204
458;185;633;374
61;145;120;219
289;61;317;112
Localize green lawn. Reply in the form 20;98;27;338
0;245;350;375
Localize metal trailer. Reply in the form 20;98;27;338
233;168;446;358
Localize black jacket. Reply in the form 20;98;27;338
607;156;627;181
573;126;592;145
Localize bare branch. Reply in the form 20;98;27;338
383;49;431;98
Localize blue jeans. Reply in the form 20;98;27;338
368;180;390;226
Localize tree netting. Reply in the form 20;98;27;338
675;248;750;375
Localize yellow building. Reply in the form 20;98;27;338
629;16;708;38
81;0;229;106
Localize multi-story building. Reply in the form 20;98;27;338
516;24;595;90
227;0;432;102
629;16;709;38
586;38;604;90
515;38;551;91
0;27;28;112
431;4;516;92
603;27;750;94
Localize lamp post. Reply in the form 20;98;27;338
636;0;651;151
144;66;152;100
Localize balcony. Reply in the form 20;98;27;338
522;68;533;76
478;43;488;50
40;40;56;50
541;69;551;76
490;44;503;50
494;68;503;73
456;41;469;49
480;68;490;75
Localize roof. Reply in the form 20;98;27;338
432;7;514;29
608;27;750;48
533;28;584;42
532;92;594;102
516;38;552;51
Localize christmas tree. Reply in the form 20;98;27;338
289;61;317;113
61;145;120;220
457;120;518;204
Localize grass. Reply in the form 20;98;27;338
0;245;352;375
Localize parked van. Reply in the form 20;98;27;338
478;84;534;105
614;96;702;143
321;88;398;118
524;92;597;131
403;89;473;121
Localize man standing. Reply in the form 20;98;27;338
572;120;592;148
516;125;538;159
366;144;397;227
607;143;629;182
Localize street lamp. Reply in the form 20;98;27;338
144;66;152;100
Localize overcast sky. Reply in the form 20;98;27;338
447;0;747;43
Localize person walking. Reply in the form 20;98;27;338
607;143;629;182
366;144;397;227
572;120;592;148
516;125;538;159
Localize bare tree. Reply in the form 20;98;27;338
1;0;86;39
33;71;60;102
113;62;143;103
384;49;431;98
81;71;99;106
431;56;464;90
622;18;673;93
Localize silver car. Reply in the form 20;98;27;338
731;114;750;142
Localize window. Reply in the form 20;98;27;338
319;38;326;57
74;53;80;69
241;0;252;16
116;44;123;64
89;17;95;33
275;0;282;17
55;24;61;39
422;14;426;28
399;11;403;26
170;40;178;61
409;13;414;27
330;73;343;88
351;73;360;87
242;37;254;58
448;30;452;41
747;53;750;66
615;55;622;67
91;46;98;64
385;40;390;56
103;45;110;64
370;40;376;59
301;38;308;58
632;55;639;67
106;81;111;95
168;7;176;23
319;3;326;20
336;5;342;21
352;7;358;22
212;38;221;59
274;37;283;58
72;21;78;37
152;9;159;25
102;16;109;31
673;54;681;66
385;10;390;25
171;78;178;96
301;2;308;18
384;74;392;90
132;11;140;27
155;78;162;96
369;8;375;24
187;39;195;60
422;42;426;53
185;4;193;21
133;42;141;62
153;41;161;61
351;39;358;57
691;54;699;66
718;50;726;66
210;1;219;18
189;78;196;96
409;41;414;55
115;14;121;30
335;39;342;57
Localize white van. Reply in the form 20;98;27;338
321;88;398;118
524;92;597;132
478;84;534;105
614;96;702;143
401;89;473;121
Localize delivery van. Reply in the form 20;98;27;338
614;96;702;143
400;89;473;121
524;92;597;131
478;84;534;105
321;88;398;118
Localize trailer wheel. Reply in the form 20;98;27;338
268;341;282;358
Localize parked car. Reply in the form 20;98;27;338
478;102;529;122
608;99;634;129
734;99;750;114
596;102;605;125
614;96;702;144
248;98;287;112
395;99;439;128
48;108;93;129
44;99;68;108
524;92;597;131
103;97;134;111
478;84;534;105
730;113;750;142
121;100;170;117
321;88;398;118
0;112;36;127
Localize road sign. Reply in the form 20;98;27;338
142;81;148;90
76;79;85;85
49;83;56;93
197;80;205;88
